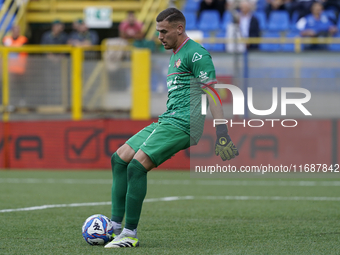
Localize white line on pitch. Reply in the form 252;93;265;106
1;195;339;213
1;178;340;187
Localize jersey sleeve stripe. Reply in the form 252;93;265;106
201;80;222;105
204;80;218;86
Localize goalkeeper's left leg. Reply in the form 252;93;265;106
106;122;191;248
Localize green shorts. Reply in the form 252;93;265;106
126;122;191;167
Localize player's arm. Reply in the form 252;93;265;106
190;50;239;160
206;88;224;119
206;85;239;161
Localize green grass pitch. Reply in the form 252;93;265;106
0;170;340;254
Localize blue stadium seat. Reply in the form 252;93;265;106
202;31;226;52
259;31;280;51
198;10;221;31
267;11;289;31
256;0;266;11
220;11;232;30
281;31;303;52
290;11;300;31
183;0;200;12
329;33;340;51
183;11;197;30
254;11;267;31
211;30;226;51
202;32;213;51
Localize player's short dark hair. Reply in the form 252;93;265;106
156;8;186;27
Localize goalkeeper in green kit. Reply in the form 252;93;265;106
105;7;239;248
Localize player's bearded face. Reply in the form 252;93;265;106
156;21;179;50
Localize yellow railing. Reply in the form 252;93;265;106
2;48;9;122
0;45;151;122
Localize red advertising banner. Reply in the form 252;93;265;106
0;119;336;170
191;119;334;169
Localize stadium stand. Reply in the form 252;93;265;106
255;0;266;11
324;9;337;22
202;30;225;51
212;30;226;51
220;11;232;30
25;0;142;23
183;0;200;12
198;10;221;31
267;10;290;31
179;0;340;53
183;11;197;30
259;31;280;51
328;33;340;51
254;11;267;30
1;0;339;53
281;30;303;52
290;11;300;31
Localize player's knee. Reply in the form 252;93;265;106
126;158;148;180
126;163;135;180
117;144;135;163
133;150;155;171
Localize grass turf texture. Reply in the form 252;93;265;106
0;170;340;254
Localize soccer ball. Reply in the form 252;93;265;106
82;214;114;245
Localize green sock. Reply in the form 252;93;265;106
111;152;128;223
125;159;148;231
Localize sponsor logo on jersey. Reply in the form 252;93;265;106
174;58;181;68
167;77;179;92
199;71;209;82
167;80;172;87
168;85;178;92
192;52;202;62
173;76;179;84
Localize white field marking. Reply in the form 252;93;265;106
149;180;340;187
1;178;340;187
1;195;340;213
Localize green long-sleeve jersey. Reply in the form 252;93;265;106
158;38;217;144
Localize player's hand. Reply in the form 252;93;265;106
215;125;239;161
